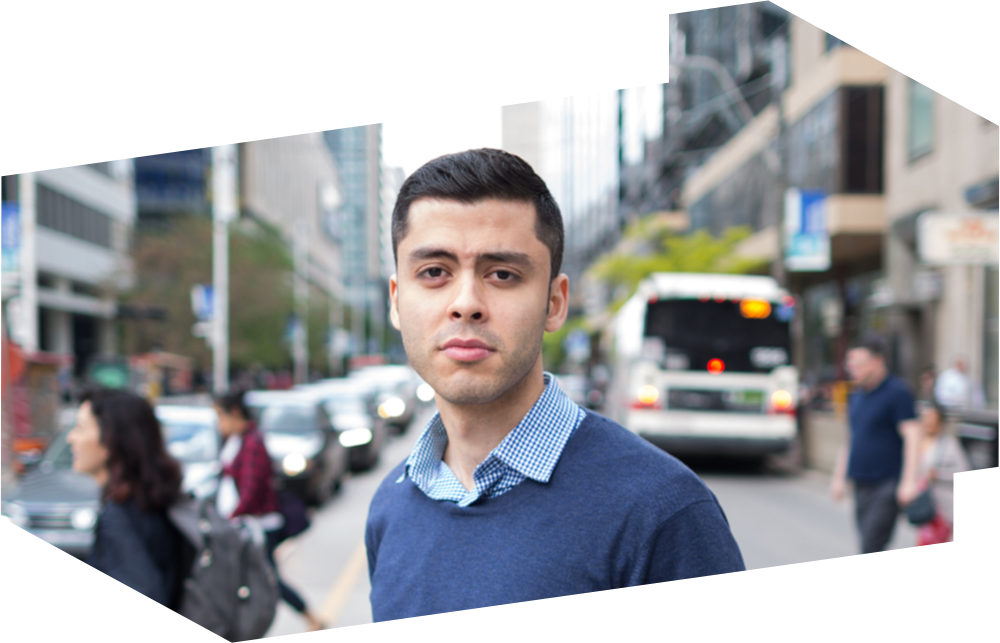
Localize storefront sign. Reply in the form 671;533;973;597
918;212;999;265
784;188;830;272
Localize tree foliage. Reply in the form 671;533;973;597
124;215;308;372
587;217;767;312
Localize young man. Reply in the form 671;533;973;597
830;340;923;554
365;149;745;622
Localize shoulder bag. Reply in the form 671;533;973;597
906;437;945;526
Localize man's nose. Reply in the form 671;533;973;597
447;274;487;322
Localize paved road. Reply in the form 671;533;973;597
264;406;428;636
265;413;917;636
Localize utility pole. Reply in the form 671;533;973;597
770;35;789;290
293;214;309;385
211;145;238;394
18;173;38;353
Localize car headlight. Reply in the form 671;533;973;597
282;453;308;476
416;383;435;402
1;502;29;529
339;428;373;448
70;507;98;531
378;397;406;418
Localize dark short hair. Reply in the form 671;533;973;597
81;387;182;512
391;148;564;281
848;337;887;360
214;389;251;421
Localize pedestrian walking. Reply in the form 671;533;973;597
830;340;923;554
914;400;970;545
213;391;324;632
934;356;985;410
365;148;745;623
68;388;188;608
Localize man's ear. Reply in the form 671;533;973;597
544;274;570;333
389;275;402;331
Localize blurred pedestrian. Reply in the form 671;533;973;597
68;388;188;608
213;390;324;632
914;400;970;545
934;357;985;410
830;340;923;554
918;365;936;403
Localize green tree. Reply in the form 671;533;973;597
587;217;767;313
124;215;301;372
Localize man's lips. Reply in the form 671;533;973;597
440;338;495;362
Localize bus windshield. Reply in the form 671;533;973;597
643;299;791;373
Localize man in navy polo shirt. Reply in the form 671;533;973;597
365;149;745;622
830;340;922;554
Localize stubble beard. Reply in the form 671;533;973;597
400;308;547;407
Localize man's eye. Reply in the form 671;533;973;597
493;270;517;281
422;267;444;278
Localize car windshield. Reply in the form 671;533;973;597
322;393;369;414
41;430;74;470
160;419;219;463
258;405;316;433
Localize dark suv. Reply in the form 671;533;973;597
245;390;351;507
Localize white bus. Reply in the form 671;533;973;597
608;273;798;458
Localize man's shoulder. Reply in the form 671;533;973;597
561;410;715;503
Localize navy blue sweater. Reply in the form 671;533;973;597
365;410;745;622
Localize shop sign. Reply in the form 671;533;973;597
784;188;830;272
918;212;999;265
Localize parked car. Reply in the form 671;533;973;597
0;403;221;558
297;379;387;472
348;365;421;433
244;390;350;507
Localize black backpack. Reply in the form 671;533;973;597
168;494;279;642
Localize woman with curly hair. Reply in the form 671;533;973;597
68;387;188;607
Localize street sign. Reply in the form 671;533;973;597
784;188;830;272
918;212;999;265
1;202;20;278
190;284;213;321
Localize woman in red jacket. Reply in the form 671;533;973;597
214;390;324;632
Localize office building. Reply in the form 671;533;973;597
1;162;136;377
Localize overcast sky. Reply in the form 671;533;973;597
381;104;502;178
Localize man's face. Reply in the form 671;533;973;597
846;348;883;388
389;198;568;406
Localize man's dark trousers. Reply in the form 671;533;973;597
854;478;899;553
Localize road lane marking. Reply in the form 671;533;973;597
317;540;368;627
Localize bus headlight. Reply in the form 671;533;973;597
770;389;794;412
71;507;98;531
282;453;308;476
339;428;373;448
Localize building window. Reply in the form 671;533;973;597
907;78;935;161
36;184;114;248
840;86;884;194
986;266;999;410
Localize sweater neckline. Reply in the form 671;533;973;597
405;410;599;514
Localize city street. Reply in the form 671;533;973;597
264;406;917;636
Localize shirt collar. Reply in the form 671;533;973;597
400;372;582;488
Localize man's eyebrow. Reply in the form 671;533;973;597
406;248;533;267
408;247;459;263
477;251;533;267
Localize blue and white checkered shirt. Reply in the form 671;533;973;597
398;372;586;507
